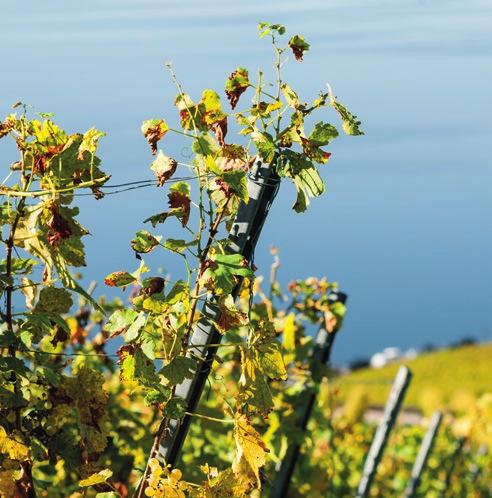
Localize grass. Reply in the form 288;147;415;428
335;342;492;414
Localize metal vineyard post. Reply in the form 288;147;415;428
355;365;413;498
269;292;347;498
403;410;442;498
157;160;280;465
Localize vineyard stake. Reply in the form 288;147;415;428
355;365;413;498
156;160;280;466
469;443;488;481
403;410;442;498
439;437;465;498
269;292;347;498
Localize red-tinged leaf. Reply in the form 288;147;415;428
225;67;250;109
167;183;191;227
141;119;169;155
104;271;136;287
288;34;310;61
47;204;72;246
211;116;228;147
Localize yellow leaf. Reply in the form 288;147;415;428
0;426;29;461
233;415;268;488
79;469;112;487
282;313;296;352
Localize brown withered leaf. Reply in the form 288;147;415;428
141;119;169;155
168;190;190;227
47;205;72;246
150;151;178;186
211;116;228;146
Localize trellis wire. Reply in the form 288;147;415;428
355;365;413;498
403;410;442;498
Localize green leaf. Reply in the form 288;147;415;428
160;356;197;385
35;287;73;314
251;130;276;163
106;309;140;337
164;238;197;254
221;170;249;202
143;212;168;228
119;348;157;388
144;385;172;406
163;396;187;419
192;134;220;157
0;258;37;275
140;330;159;360
166;280;189;305
258;22;286;38
79;469;113;487
309;122;339;146
278;151;325;212
329;90;364;136
96;493;120;498
200;253;255;295
131;230;161;254
125;311;146;342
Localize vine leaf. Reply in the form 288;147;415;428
309;122;339;146
251;130;275;163
258;22;286;38
0;426;29;460
78;127;106;160
288;34;310;61
277;151;325;212
216;294;248;333
199;467;252;497
131;230;161;254
163;396;187;419
168;182;191;227
104;271;136;287
160;356;196;385
141;119;169;155
79;469;113;487
150;151;177;186
233;414;268;487
105;309;140;337
199;253;254;295
239;347;274;414
225;68;250;109
281;83;300;109
34;287;73;314
329;89;364;136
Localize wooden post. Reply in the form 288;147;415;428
355;365;413;498
403;411;442;498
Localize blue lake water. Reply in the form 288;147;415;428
1;0;491;363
